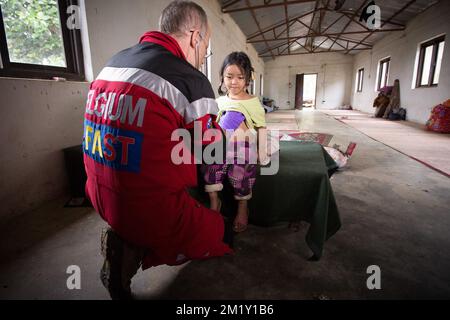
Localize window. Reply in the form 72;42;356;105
416;35;445;87
356;68;364;92
0;0;84;80
252;77;256;95
259;73;263;96
377;57;390;90
248;78;256;95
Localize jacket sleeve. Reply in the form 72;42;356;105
185;98;223;145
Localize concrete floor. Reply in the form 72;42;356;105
1;109;449;300
321;109;450;176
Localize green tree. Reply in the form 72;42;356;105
0;0;66;67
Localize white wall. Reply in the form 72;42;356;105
83;0;264;97
351;0;450;124
0;0;263;221
83;0;157;79
0;79;88;222
199;0;265;97
264;52;354;109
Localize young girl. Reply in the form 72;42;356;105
203;51;267;233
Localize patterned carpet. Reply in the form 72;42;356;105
265;110;357;156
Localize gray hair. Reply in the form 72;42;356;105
159;1;208;37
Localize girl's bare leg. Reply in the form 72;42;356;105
209;191;221;211
233;200;249;232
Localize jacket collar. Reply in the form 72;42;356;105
139;31;186;61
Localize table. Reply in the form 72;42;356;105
191;141;341;260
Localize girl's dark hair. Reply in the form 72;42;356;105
218;51;254;95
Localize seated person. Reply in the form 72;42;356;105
202;52;266;233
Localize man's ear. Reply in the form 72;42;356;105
190;30;199;49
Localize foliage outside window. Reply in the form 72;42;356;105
0;0;84;80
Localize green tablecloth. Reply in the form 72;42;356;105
191;141;341;260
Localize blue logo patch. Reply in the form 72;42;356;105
83;119;143;173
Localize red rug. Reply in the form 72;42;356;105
277;130;357;156
278;130;333;145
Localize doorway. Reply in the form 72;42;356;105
294;73;318;109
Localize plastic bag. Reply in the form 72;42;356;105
324;147;348;168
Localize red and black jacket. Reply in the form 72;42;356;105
83;32;231;268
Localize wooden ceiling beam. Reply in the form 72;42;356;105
345;0;416;53
221;0;241;10
284;0;290;54
247;9;316;40
246;0;276;59
223;0;315;13
305;0;320;51
247;28;405;43
331;9;406;27
328;0;370;52
312;36;330;52
259;47;371;57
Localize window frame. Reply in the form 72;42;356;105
248;77;256;95
0;0;85;81
252;76;256;95
357;68;364;92
377;57;390;91
416;35;445;88
259;73;263;96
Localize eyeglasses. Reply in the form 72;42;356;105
204;50;213;59
189;29;212;59
190;30;209;47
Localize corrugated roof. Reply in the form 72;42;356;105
220;0;440;60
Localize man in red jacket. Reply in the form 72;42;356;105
83;0;233;299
